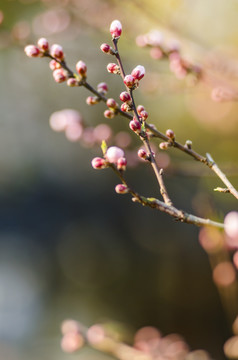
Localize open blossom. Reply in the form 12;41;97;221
110;20;122;39
105;146;124;164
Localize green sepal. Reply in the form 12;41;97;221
101;140;108;155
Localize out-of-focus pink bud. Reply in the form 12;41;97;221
67;78;78;87
52;69;67;83
115;184;129;194
97;82;108;93
159;142;169;150
123;74;135;88
138;148;147;160
224;211;238;247
131;65;145;80
107;63;120;74
37;37;49;51
49;59;61;70
140;110;148;120
86;96;99;105
106;98;117;109
24;45;40;57
166;129;175;140
91;157;107;169
100;43;111;53
61;333;84;353
104;109;115;119
120;103;131;112
119;91;131;102
110;20;122;39
117;157;127;171
129;119;141;133
76;60;87;76
106;146;124;164
50;44;64;60
93;124;112;143
137;105;145;114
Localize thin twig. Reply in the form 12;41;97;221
206;153;238;200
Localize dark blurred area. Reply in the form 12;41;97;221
1;1;238;359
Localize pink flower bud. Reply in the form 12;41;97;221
37;37;49;51
225;212;238;245
159;142;169;150
106;98;117;109
119;91;131;102
166;129;175;139
24;45;40;57
91;157;107;170
117;157;127;171
106;146;124;164
107;63;120;74
61;333;84;353
50;44;64;60
104;109;115;119
97;82;108;93
49;59;61;70
131;65;145;80
138;148;147;160
115;184;129;194
129;119;141;133
110;20;122;39
140;110;148;120
86;96;99;105
137;105;145;114
100;43;111;53
123;74;135;88
76;60;87;76
67;78;78;87
120;103;131;112
52;69;67;83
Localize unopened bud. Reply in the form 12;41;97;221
123;74;135;88
166;129;175;140
131;65;145;80
107;63;120;74
24;45;40;57
37;37;49;51
52;69;67;83
50;44;64;60
159;142;169;150
106;98;117;109
100;43;111;54
110;20;122;39
138;148;147;160
61;333;84;353
49;59;61;70
129;119;141;133
97;82;108;94
115;184;129;194
137;105;145;114
120;91;131;102
117;157;127;171
67;78;78;87
185;140;192;149
76;60;87;76
91;157;107;169
86;96;99;105
104;109;115;119
140;110;148;120
121;103;132;112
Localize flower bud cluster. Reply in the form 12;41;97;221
92;146;127;173
123;65;145;89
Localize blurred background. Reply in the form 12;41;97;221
1;0;238;359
